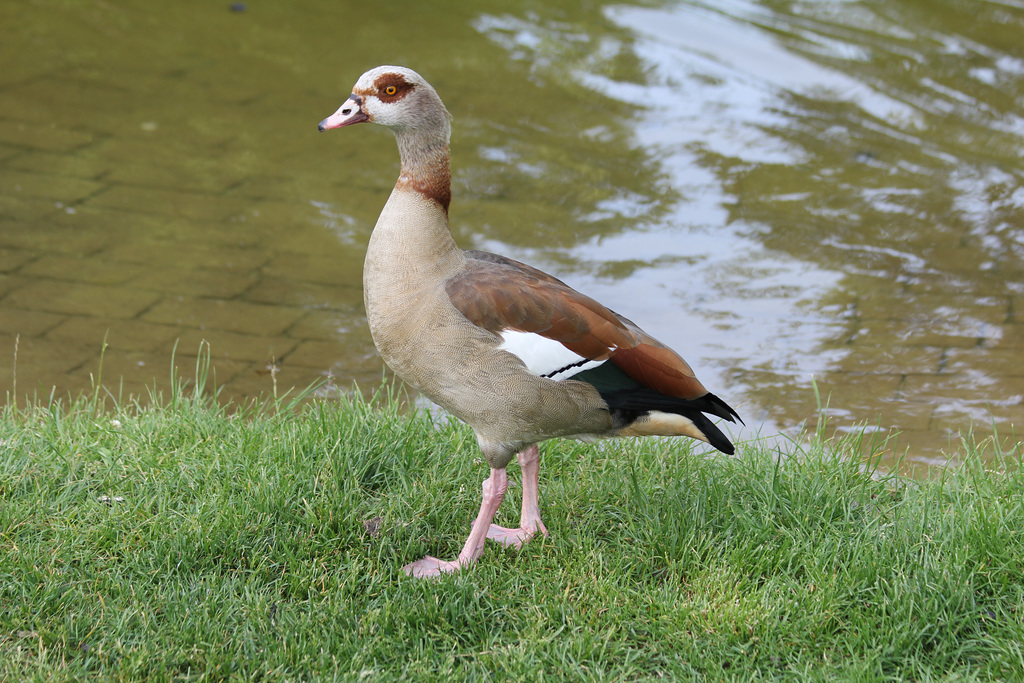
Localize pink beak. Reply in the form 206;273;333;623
318;95;369;131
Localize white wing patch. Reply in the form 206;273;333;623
497;329;606;381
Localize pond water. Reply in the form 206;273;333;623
1;0;1022;470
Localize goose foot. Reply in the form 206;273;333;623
402;445;547;578
402;556;464;579
486;521;548;549
404;467;509;579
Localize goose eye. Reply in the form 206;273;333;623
384;85;397;96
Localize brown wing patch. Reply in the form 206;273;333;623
448;251;716;400
447;251;640;360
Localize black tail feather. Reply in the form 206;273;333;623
703;391;744;425
684;407;735;455
573;362;741;455
601;386;739;455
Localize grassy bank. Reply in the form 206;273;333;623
1;377;1023;681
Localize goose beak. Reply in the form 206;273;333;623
318;95;369;131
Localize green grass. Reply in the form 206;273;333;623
1;372;1023;681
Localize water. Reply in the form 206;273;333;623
1;0;1021;470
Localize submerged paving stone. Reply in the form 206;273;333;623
243;277;361;310
0;248;37;273
284;339;375;370
261;252;364;287
943;347;1024;378
0;120;97;152
0;219;115;254
66;350;253;402
861;396;934;432
5;280;161;319
0;169;106;203
0;274;18;300
142;297;306;336
899;375;1023;423
163;328;300;364
131;266;258;299
226;175;314;201
5;335;100;376
46;317;183;353
46;205;184;240
0;144;20;163
101;239;269;272
86;185;248;223
0;310;65;337
20;255;146;286
929;394;1024;438
815;371;910;414
8;77;158;133
71;348;163;388
886;429;972;467
278;339;384;393
0;195;66;223
104;157;245;195
4;148;112;179
219;362;331;402
224;199;331;236
284;309;369;342
831;343;944;375
903;292;1012;324
1000;320;1024;347
155;353;252;392
849;317;987;348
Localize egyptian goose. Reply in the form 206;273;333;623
318;66;741;578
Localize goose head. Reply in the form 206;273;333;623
318;65;451;140
319;66;453;211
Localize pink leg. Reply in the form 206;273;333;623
486;445;549;548
403;467;509;579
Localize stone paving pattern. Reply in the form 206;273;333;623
0;115;386;407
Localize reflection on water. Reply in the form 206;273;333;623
0;0;1021;470
473;0;1024;467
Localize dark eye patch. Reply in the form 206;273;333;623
374;73;414;102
